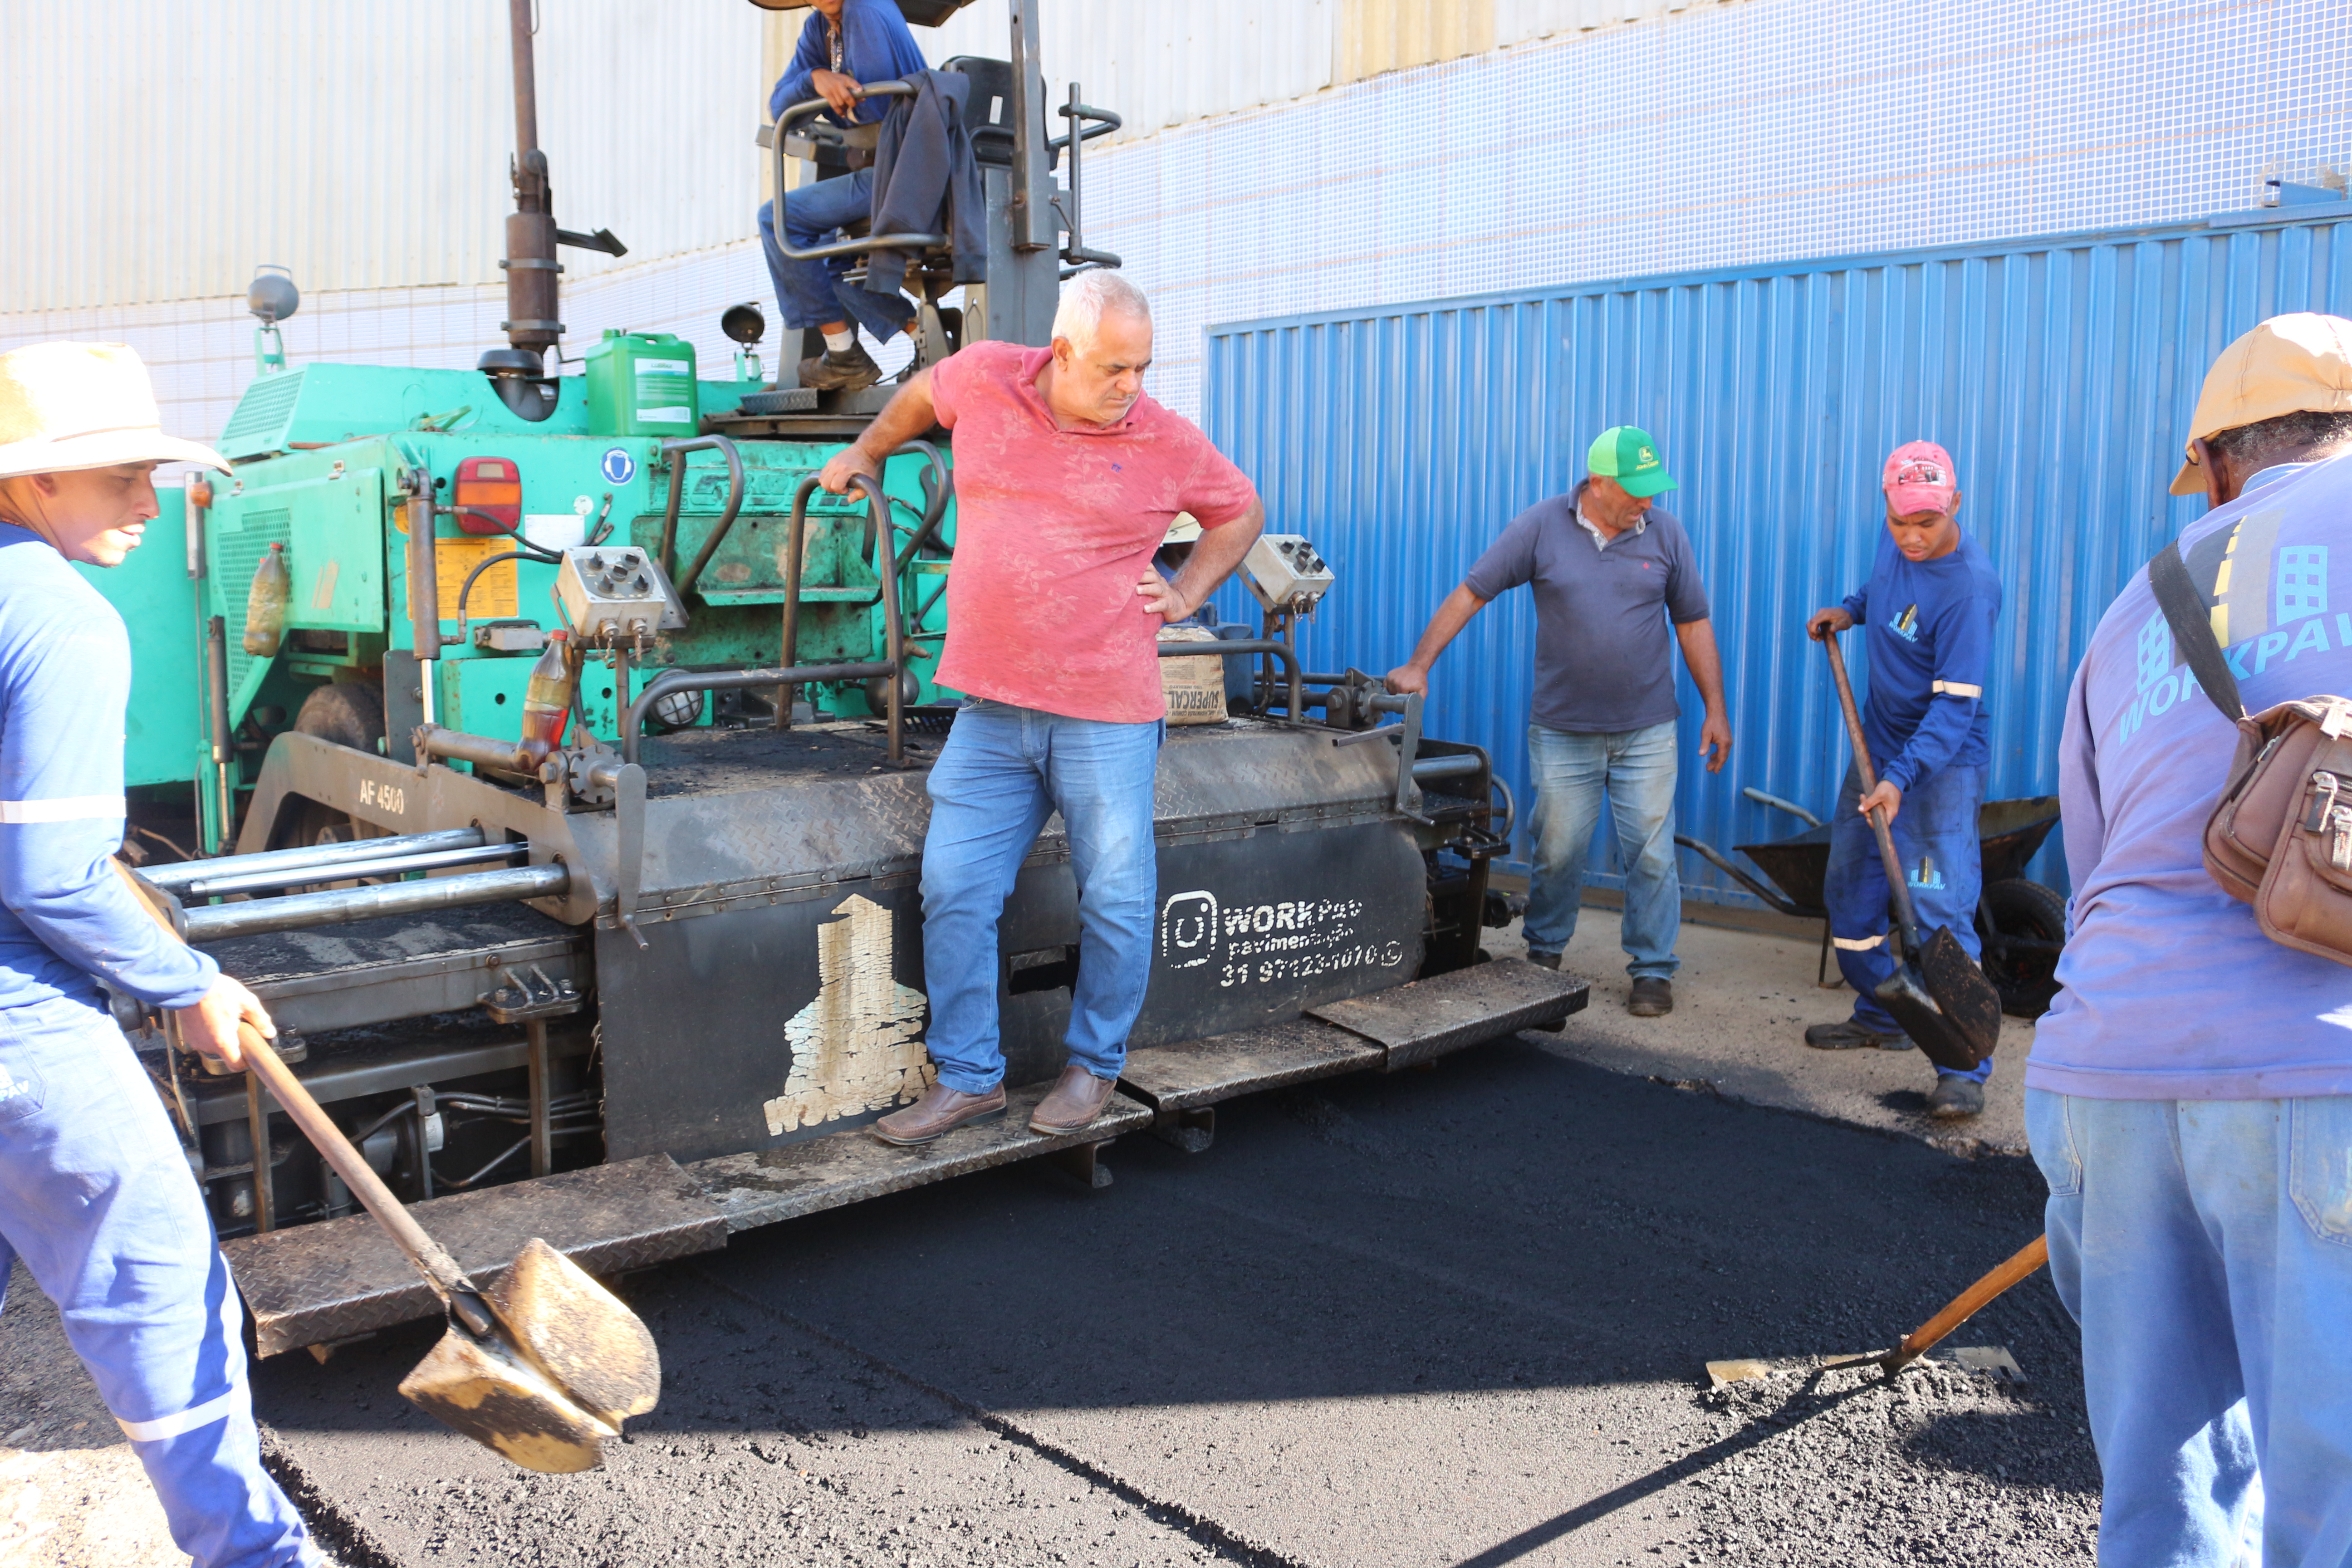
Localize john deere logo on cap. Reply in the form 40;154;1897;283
1587;425;1678;499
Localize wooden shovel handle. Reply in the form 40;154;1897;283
1882;1233;2049;1373
112;861;485;1312
1821;632;1926;942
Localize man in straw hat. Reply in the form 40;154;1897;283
2032;313;2352;1565
0;342;319;1565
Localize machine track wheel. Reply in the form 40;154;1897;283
280;681;389;851
1975;877;2066;1019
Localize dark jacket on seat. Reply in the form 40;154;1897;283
869;69;985;294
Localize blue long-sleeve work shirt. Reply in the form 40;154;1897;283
769;0;930;126
0;523;215;1013
1838;529;2004;793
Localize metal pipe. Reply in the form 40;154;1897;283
1159;638;1302;719
658;436;747;592
186;842;523;898
142;827;489;892
416;724;528;774
1411;755;1485;783
184;864;571;944
621;660;892;763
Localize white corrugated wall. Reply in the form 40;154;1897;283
3;0;769;312
4;0;1756;313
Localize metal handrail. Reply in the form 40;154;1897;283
771;82;948;262
781;473;907;763
620;660;894;764
656;435;746;591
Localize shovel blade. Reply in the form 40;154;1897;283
1873;925;2001;1073
397;1320;618;1475
489;1237;661;1428
1917;923;2004;1061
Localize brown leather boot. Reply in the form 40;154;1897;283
871;1081;1006;1146
1029;1063;1118;1136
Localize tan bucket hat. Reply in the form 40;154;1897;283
2172;313;2352;495
0;341;229;480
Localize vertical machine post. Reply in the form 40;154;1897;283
205;615;234;852
404;472;441;725
525;1019;552;1178
500;0;559;365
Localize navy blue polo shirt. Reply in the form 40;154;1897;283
1463;482;1712;733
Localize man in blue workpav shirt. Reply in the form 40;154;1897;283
1804;440;2004;1120
757;0;929;394
2034;314;2352;1568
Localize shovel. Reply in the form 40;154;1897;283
116;861;660;1474
1706;1233;2048;1387
1820;633;2003;1073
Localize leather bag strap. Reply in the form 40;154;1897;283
2148;539;2248;721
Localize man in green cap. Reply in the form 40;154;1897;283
1388;426;1730;1015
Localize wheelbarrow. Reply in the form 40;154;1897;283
1675;787;2068;1018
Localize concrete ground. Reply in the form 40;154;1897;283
0;910;2090;1568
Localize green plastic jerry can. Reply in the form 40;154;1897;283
584;330;699;436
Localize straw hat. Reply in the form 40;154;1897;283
0;341;229;480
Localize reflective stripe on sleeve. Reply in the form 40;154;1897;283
1931;681;1983;699
114;1385;241;1443
1833;934;1886;951
0;795;127;823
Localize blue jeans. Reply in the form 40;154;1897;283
1523;720;1681;980
0;995;317;1568
2029;1089;2352;1567
756;169;916;341
920;701;1163;1094
1823;759;1992;1081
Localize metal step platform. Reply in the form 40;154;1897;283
689;1080;1156;1231
1116;958;1589;1147
225;1155;726;1358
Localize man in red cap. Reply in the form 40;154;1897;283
1803;441;2004;1118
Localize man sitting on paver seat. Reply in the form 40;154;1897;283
757;0;928;393
1803;441;2004;1120
817;270;1264;1145
1386;427;1731;1018
2031;313;2352;1567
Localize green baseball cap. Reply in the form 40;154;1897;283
1587;426;1677;498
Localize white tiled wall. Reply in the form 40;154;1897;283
5;0;2343;437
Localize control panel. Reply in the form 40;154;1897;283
1241;533;1335;612
553;546;687;646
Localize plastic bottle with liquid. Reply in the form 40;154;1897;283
242;543;289;657
514;630;577;771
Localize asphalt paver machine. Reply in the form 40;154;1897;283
99;0;1586;1362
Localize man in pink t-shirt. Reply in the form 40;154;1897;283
818;271;1264;1144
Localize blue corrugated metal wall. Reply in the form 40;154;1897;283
1201;211;2352;910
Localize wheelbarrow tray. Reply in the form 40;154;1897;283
1723;795;2063;916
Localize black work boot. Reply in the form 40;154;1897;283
1803;1019;1914;1051
798;340;883;392
1628;977;1673;1016
1926;1075;1986;1119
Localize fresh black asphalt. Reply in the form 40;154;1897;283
255;1036;2101;1567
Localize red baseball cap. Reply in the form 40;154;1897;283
1881;441;1958;517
